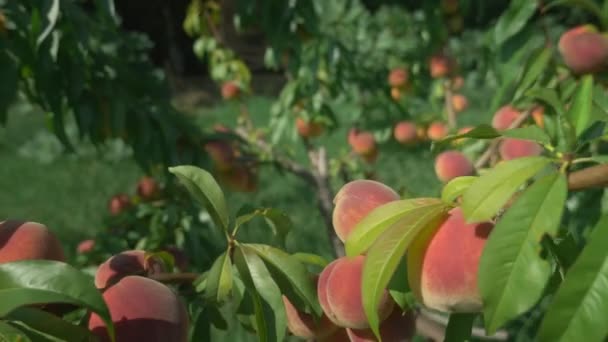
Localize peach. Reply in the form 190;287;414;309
217;165;257;193
221;81;240;100
0;221;65;263
137;176;159;200
108;193;131;216
95;250;163;290
283;277;338;339
77;239;95;254
453;126;473;145
434;151;474;183
332;180;400;242
407;207;493;313
388;68;408;88
394;121;418;145
492;105;520;130
348;129;377;157
391;87;402;101
559;25;608;74
499;138;543;161
427;122;449;141
346;309;416;342
416;126;428;141
532;106;544;128
318;256;394;329
429;55;453;78
296;117;324;138
88;276;189;342
451;94;468;113
204;141;235;171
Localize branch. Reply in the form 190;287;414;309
149;272;200;284
568;164;608;191
444;81;457;130
474;109;532;169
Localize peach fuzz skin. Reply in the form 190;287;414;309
407;207;493;313
0;221;65;263
332;180;400;242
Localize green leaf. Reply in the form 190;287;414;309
515;47;552;100
0;321;30;342
567;75;594;136
291;253;329;268
234;208;291;245
547;0;608;28
169;165;229;232
204;252;233;304
525;88;565;116
0;260;114;341
362;204;449;338
435;125;499;147
536;215;608;341
244;244;321;316
494;0;537;45
441;176;478;204
445;313;476;342
0;53;18;125
586;155;608;164
346;198;445;256
37;0;60;47
577;120;606;147
234;246;286;342
502;126;552;145
480;173;567;333
4;307;92;342
462;157;552;223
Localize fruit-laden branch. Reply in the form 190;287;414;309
568;164;608;190
474;108;532;169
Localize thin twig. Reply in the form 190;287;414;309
444;81;457;130
568;164;608;191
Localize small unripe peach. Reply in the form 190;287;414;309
430;55;453;78
77;239;95;254
346;309;416;342
204;141;235;171
0;221;65;263
137;176;160;200
95;250;163;290
416;126;428;141
332;180;400;242
318;256;394;329
221;81;240;100
394;121;418;145
407;207;493;313
559;25;608;74
434;151;474;183
427;122;449;141
451;94;468;113
296;117;324;138
388;68;408;88
88;276;189;342
108;194;131;216
492;105;520;131
499;138;543;161
348;129;377;157
390;87;402;101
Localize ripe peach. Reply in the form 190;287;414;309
332;180;400;242
499;138;543;161
388;68;408;88
77;239;95;254
108;193;131;216
318;256;394;329
346;309;416;342
559;25;608;74
137;176;159;200
221;81;240;100
394;121;418;145
451;94;468;113
532;106;544;128
434;151;474;183
204;141;235;171
217;165;257;193
427;122;449;141
88;276;189;342
283;279;338;339
348;129;377;157
0;221;65;263
407;207;493;313
492;105;520;131
296;117;324;138
95;250;163;290
429;55;453;78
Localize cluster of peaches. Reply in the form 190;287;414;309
282;178;493;341
0;221;190;341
